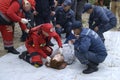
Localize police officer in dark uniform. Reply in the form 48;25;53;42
83;3;117;42
55;0;75;37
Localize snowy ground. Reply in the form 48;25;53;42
0;31;120;80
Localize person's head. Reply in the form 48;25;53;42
62;0;72;12
40;23;56;37
82;3;93;14
45;52;67;70
72;21;82;35
22;0;35;12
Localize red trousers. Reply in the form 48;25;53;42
0;25;13;48
25;43;53;64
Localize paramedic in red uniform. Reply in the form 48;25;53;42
25;23;63;67
0;0;35;54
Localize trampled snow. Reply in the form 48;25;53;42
0;31;120;80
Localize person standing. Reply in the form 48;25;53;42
0;0;34;54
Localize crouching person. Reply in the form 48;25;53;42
65;21;108;74
19;23;62;67
45;44;76;70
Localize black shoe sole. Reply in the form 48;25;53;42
83;68;98;74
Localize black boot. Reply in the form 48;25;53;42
5;47;20;54
19;51;30;63
19;51;42;68
83;62;98;74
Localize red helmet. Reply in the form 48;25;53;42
41;23;56;36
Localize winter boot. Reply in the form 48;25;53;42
19;51;30;63
19;51;42;68
83;62;99;74
5;47;20;54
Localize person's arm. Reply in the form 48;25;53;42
64;33;76;44
88;15;94;29
19;22;28;31
53;33;62;48
74;36;91;53
7;1;21;22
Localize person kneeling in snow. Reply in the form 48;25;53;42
19;23;62;67
45;44;76;70
65;21;108;74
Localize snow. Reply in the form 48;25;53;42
0;31;120;80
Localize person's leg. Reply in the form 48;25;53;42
85;51;106;63
83;51;102;74
110;1;117;16
76;0;87;21
99;17;117;33
64;22;73;38
43;14;51;23
55;27;63;37
30;52;43;67
75;50;90;65
83;51;107;74
71;0;77;14
97;31;105;43
20;30;28;42
103;0;111;9
1;25;19;54
117;2;120;30
19;51;31;63
75;50;99;74
25;44;43;67
34;14;44;26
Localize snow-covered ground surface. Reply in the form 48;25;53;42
0;31;120;80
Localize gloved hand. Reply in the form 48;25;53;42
46;56;51;63
25;29;29;33
59;47;63;54
21;18;29;24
